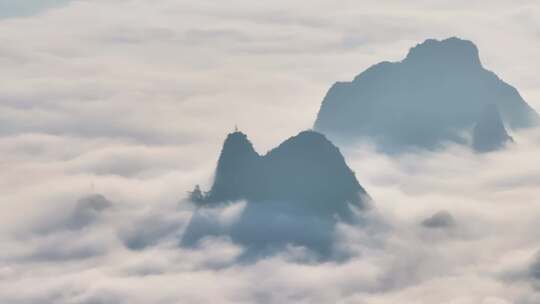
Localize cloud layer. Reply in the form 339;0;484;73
1;1;540;303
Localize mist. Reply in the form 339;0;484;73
1;0;540;303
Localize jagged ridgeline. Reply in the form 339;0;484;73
191;130;369;218
314;37;539;152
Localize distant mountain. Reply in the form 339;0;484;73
314;37;538;152
472;104;514;152
183;130;370;256
197;130;368;218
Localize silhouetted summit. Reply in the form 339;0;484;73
205;131;261;203
314;37;538;152
262;131;367;216
195;130;368;217
404;37;481;68
472;104;514;152
184;130;370;256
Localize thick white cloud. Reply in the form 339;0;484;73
1;0;540;303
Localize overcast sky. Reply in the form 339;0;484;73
1;1;540;303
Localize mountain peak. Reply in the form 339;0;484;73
219;131;259;163
184;130;370;253
314;37;538;152
197;130;368;215
404;37;481;68
206;131;261;203
222;131;255;151
266;130;335;156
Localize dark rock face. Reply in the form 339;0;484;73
314;37;538;152
203;130;368;217
205;131;262;203
183;130;370;256
472;104;514;153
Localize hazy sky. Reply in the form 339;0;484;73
1;1;540;303
0;0;74;19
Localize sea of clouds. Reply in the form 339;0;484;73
1;0;540;303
